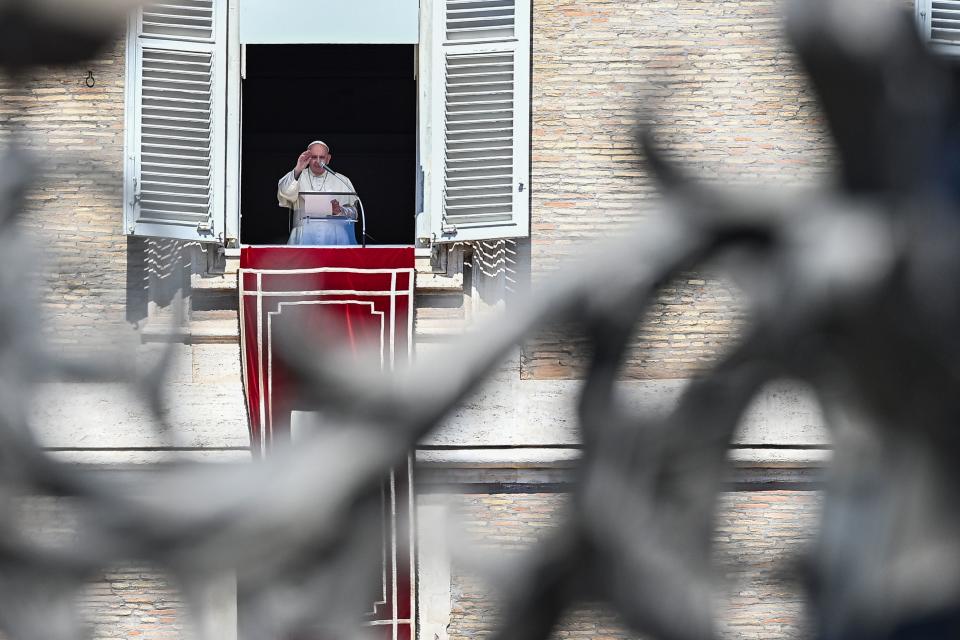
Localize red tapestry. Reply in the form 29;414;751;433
239;246;416;640
239;246;415;453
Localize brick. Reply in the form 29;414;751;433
445;490;820;640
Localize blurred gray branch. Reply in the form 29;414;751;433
1;1;960;640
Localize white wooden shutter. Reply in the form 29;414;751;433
428;0;530;243
124;0;226;242
918;0;960;54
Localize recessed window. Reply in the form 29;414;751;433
240;44;417;245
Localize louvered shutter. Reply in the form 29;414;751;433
124;0;226;242
428;0;530;243
918;0;960;54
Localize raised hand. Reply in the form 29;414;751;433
294;150;311;177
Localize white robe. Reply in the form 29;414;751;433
277;168;359;245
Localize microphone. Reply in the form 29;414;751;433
320;162;368;248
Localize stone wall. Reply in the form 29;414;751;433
81;568;185;640
13;497;187;640
10;488;826;640
0;36;141;352
0;0;840;371
524;0;836;379
0;0;917;376
446;489;821;640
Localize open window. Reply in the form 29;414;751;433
239;45;417;245
124;0;532;248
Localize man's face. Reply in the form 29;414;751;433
307;144;331;175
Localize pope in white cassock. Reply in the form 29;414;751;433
277;140;359;245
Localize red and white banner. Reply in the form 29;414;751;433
239;246;415;454
239;246;416;640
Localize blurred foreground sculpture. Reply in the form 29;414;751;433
0;0;141;68
1;0;960;639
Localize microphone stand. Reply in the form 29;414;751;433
321;162;367;248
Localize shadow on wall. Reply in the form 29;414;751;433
125;237;191;326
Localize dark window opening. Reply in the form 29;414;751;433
240;44;417;245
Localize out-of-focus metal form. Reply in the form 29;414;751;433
0;0;958;639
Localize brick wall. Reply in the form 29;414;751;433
448;490;820;640
14;489;823;640
524;0;836;379
0;0;838;370
13;497;185;640
0;1;916;373
520;273;745;379
0;36;159;353
80;568;185;640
